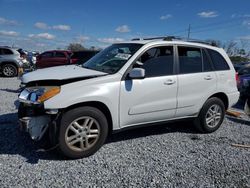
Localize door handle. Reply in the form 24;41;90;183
164;79;176;85
204;75;213;80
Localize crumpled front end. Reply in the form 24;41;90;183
18;88;59;141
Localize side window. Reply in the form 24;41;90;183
0;48;3;55
55;52;66;58
137;46;174;77
207;49;230;71
178;47;202;74
41;52;53;58
3;49;13;55
202;49;212;72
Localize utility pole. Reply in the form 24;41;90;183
187;24;191;39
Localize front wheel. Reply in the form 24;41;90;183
2;64;18;77
194;97;225;133
59;107;108;159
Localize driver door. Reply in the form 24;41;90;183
119;46;178;127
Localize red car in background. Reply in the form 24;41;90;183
36;50;72;69
36;50;99;69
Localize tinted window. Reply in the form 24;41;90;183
202;49;212;72
207;49;230;71
178;47;202;74
3;48;13;55
137;46;174;77
41;52;53;58
55;52;66;58
0;48;3;55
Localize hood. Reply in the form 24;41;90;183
22;65;107;84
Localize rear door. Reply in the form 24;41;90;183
53;52;68;66
176;46;217;117
38;51;54;68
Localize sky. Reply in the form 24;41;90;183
0;0;250;51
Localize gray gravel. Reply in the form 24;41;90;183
0;77;250;188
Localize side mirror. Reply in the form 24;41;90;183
129;68;145;79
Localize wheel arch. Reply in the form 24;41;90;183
1;61;18;68
208;92;229;110
62;101;113;135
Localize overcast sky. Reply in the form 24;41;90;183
0;0;250;51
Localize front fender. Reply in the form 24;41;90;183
44;76;121;130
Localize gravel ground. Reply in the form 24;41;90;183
0;77;250;188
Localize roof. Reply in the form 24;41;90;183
114;36;222;51
118;39;221;51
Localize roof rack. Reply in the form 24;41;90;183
131;36;180;41
131;36;218;47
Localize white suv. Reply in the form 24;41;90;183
18;37;239;158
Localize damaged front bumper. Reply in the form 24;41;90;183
19;115;51;140
18;93;59;141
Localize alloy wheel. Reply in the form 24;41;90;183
65;116;100;152
205;104;222;128
3;64;17;77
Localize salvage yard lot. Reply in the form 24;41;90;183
0;78;250;187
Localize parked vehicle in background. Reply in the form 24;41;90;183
36;50;72;69
0;46;25;77
17;48;27;59
237;66;250;98
18;37;239;158
71;50;100;64
244;87;250;116
238;65;250;76
233;62;250;72
17;48;31;70
27;51;38;64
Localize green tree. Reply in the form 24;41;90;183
67;43;85;51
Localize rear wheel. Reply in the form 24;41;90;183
2;63;18;77
59;107;108;159
194;97;225;133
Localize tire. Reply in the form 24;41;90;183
58;106;108;159
194;97;225;133
2;63;18;77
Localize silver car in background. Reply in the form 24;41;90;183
0;46;25;77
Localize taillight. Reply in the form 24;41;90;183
236;72;240;85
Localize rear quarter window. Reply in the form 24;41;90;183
207;49;230;71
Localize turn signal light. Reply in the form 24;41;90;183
38;87;60;103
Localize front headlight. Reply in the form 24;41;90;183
19;86;61;104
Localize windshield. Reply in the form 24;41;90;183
82;43;143;73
